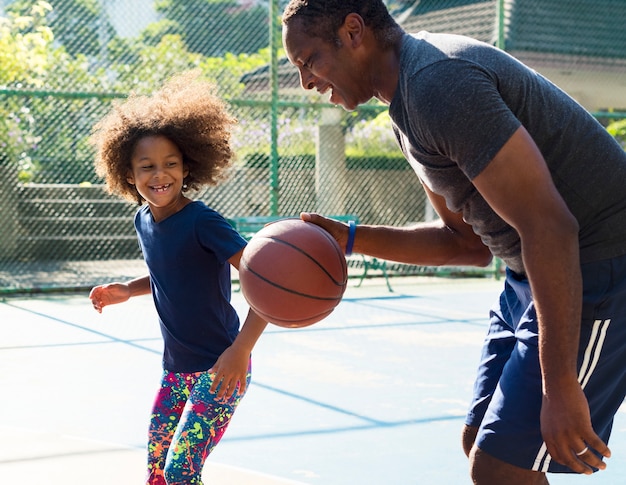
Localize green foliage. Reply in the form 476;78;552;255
6;0;113;58
155;0;268;57
0;1;113;182
137;18;180;47
109;34;204;94
345;111;402;158
231;114;318;162
0;1;52;177
199;48;270;97
47;0;113;57
0;0;54;87
607;119;626;149
0;0;404;183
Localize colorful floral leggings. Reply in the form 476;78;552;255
145;362;251;485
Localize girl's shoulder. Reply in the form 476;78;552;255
186;200;227;222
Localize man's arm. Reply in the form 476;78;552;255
471;125;610;473
302;185;492;269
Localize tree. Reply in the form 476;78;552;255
0;1;53;177
1;1;115;181
153;0;269;57
0;0;53;87
6;0;116;58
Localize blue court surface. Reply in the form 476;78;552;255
1;276;625;484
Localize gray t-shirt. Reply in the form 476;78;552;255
390;32;626;274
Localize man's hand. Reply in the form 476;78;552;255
541;381;610;473
300;212;350;251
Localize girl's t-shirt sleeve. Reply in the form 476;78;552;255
195;207;247;264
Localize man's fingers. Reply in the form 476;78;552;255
587;436;611;459
549;438;609;474
573;445;608;472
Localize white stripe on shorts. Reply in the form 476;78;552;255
531;319;611;472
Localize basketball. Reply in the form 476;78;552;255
239;219;348;328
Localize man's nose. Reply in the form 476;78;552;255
299;68;315;90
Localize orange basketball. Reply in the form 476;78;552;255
239;219;348;328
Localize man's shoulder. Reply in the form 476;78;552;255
402;31;498;65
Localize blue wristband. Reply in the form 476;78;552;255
346;220;356;256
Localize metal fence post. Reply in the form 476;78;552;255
269;0;280;215
0;165;18;261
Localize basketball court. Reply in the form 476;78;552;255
1;276;624;484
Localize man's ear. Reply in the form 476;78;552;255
342;13;365;46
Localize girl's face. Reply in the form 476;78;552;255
127;135;190;222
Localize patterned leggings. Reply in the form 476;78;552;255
145;363;251;485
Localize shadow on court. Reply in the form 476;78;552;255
1;277;624;484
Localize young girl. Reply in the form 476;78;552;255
89;72;267;485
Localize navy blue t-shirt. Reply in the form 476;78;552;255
134;201;247;372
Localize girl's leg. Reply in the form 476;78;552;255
146;371;193;485
163;361;251;485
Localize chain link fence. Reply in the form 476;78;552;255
1;0;625;294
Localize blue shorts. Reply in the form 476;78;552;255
466;254;626;473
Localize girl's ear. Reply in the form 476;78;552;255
126;171;135;185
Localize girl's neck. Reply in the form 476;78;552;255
149;195;192;223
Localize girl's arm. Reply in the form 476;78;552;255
209;248;269;400
89;275;151;313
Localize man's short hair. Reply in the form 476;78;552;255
282;0;400;48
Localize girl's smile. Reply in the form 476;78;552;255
127;135;190;222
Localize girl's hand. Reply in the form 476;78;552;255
208;344;250;401
89;275;151;312
89;283;131;313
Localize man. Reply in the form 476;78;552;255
281;1;626;484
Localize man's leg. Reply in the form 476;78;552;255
464;424;549;484
462;425;477;458
470;447;549;485
463;272;521;459
471;257;626;479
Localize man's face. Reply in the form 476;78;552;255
282;18;374;111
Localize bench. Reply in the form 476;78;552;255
227;214;394;291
